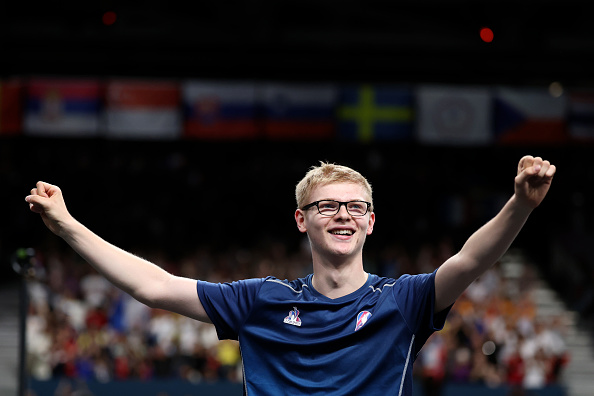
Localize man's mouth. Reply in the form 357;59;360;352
329;229;354;236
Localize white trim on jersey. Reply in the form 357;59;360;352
265;278;309;294
369;282;396;293
398;334;416;396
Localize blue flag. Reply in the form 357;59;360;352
338;85;413;142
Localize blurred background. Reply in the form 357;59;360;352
2;1;594;395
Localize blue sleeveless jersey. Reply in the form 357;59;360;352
197;270;450;396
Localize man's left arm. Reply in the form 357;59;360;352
434;155;556;312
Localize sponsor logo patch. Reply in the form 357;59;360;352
283;307;302;327
355;310;372;331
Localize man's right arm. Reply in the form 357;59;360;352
26;181;211;323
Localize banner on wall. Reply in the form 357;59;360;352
494;87;568;144
24;78;101;136
183;81;260;139
337;85;413;142
416;85;492;146
261;83;337;139
0;79;23;135
568;91;594;141
105;80;181;139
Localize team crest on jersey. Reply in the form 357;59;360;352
283;307;302;327
355;310;372;331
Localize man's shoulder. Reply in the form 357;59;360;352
367;271;436;292
261;275;311;295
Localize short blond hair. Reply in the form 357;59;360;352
295;162;373;209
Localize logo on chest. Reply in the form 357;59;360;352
355;310;372;331
283;307;302;327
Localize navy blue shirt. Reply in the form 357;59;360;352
197;270;450;395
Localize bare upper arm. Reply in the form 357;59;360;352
434;253;479;313
150;275;212;323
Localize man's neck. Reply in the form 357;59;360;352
311;255;368;299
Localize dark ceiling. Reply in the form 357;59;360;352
2;0;594;86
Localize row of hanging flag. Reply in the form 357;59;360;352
0;77;593;144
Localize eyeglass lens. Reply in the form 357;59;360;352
317;200;367;216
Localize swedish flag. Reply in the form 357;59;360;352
338;85;413;142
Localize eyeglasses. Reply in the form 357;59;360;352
302;200;372;217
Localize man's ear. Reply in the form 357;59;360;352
366;212;375;235
295;209;307;233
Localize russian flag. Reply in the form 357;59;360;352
494;87;568;145
24;78;101;137
105;80;182;139
183;81;260;139
261;83;337;140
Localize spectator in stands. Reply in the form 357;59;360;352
26;155;555;395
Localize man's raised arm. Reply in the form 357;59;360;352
434;155;556;312
26;181;211;323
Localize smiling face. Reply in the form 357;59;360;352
295;182;375;263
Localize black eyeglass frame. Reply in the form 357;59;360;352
301;200;372;217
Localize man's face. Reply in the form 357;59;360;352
295;182;375;260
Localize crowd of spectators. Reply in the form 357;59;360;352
24;235;569;393
415;260;569;395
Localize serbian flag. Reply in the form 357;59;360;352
24;78;101;136
183;81;259;139
261;83;337;139
105;80;181;139
337;85;413;142
568;90;594;141
0;78;23;135
416;85;492;146
494;87;568;145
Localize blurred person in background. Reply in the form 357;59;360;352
25;155;555;395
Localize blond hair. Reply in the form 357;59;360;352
295;162;373;209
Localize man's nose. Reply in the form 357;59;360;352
335;203;351;219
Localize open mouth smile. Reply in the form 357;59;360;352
329;229;355;236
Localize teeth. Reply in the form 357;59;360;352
331;230;353;235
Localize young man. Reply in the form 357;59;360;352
26;155;555;395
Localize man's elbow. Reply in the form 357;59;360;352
132;281;169;309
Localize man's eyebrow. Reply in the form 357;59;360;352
318;198;366;202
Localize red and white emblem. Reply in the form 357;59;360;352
283;307;302;327
355;310;372;331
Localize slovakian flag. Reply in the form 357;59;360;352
261;83;337;139
0;78;23;135
568;90;594;141
183;81;260;139
494;87;568;145
416;85;492;146
24;78;101;136
105;80;182;139
337;85;413;142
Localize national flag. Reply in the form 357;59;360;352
416;85;492;146
183;81;259;139
568;90;594;141
494;87;568;144
338;85;413;142
261;83;336;139
105;80;181;139
0;78;23;135
24;78;101;136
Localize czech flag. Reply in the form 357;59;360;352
494;87;568;145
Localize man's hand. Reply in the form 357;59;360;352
515;155;556;208
26;181;73;236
